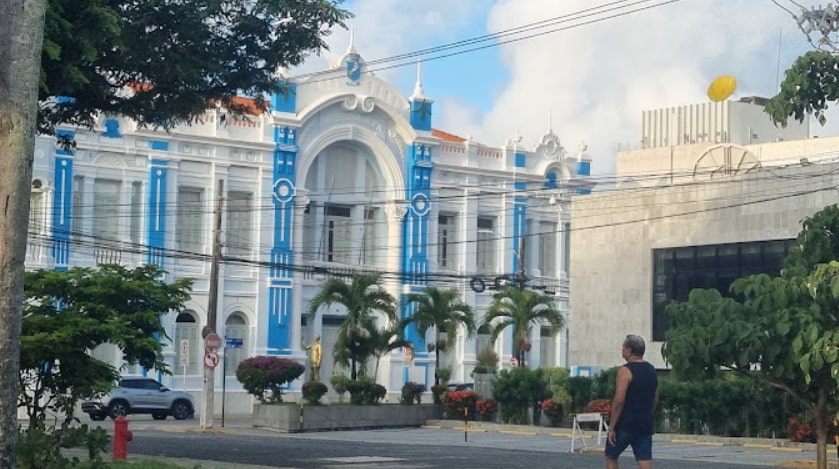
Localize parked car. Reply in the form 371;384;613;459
81;377;195;421
446;383;474;392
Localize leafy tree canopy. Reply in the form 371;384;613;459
39;0;351;133
784;204;839;278
20;264;192;427
662;204;839;468
483;286;564;353
766;50;839;127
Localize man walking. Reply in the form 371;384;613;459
606;334;659;469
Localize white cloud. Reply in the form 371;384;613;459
299;0;818;177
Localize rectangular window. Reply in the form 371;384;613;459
177;188;204;252
29;189;43;235
651;239;795;341
129;181;143;244
226;191;253;257
476;217;496;273
324;204;351;263
438;214;457;270
302;204;317;261
361;207;378;265
539;221;557;277
94;179;121;244
72;176;84;238
539;326;556;367
563;222;571;274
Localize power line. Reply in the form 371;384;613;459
291;0;687;85
26;174;833;282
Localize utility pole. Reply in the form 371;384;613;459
517;237;527;366
794;3;839;52
201;179;224;429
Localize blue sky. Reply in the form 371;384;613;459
292;0;826;177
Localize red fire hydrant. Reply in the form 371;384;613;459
113;416;133;460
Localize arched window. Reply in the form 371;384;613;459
175;311;200;375
224;313;249;375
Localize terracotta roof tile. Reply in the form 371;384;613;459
432;128;467;143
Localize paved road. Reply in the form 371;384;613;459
97;416;832;469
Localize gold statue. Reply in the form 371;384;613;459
302;334;322;381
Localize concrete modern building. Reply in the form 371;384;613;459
28;42;591;411
568;98;829;371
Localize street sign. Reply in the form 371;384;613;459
179;339;190;367
225;337;243;349
203;350;220;369
402;347;415;365
204;332;222;350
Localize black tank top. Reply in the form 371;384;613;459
615;361;658;434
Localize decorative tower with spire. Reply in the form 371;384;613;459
270;65;297;114
409;60;433;131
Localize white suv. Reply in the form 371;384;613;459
82;377;195;421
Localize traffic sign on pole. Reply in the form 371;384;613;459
179;339;190;367
204;332;222;350
204;350;220;369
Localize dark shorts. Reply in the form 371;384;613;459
605;430;652;461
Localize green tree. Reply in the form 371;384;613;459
662;205;839;469
366;318;413;381
38;0;351;133
482;286;564;367
3;2;349;465
1;1;49;466
766;50;839;128
20;264;193;428
405;287;476;385
783;204;839;278
307;274;397;380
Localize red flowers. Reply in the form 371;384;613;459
444;390;478;417
476;398;498;416
583;399;611;414
541;398;563;415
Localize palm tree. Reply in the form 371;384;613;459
366;317;414;381
483;286;564;367
406;286;477;385
307;274;397;380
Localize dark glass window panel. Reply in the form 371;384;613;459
673;247;695;270
718;245;739;269
651;239;793;341
696;245;717;269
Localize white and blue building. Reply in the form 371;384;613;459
28;41;592;412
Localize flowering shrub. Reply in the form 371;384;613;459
583;398;611;414
431;384;447;404
236;356;305;403
541;398;563;415
444;390;478;418
302;381;328;405
400;382;426;405
541;398;564;426
787;416;816;443
476;398;498;416
346;376;387;405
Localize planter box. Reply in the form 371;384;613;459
252;403;444;432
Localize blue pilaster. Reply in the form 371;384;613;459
146;160;168;267
401;143;434;348
52;130;75;269
267;126;298;353
512;151;528;276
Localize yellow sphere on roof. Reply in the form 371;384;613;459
707;75;737;102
